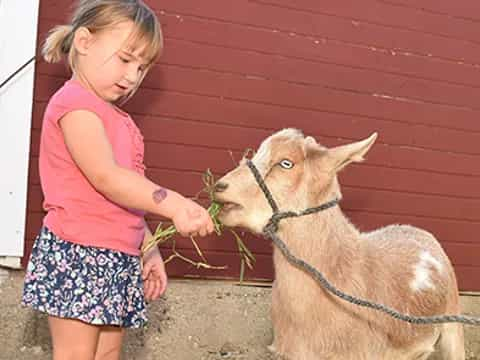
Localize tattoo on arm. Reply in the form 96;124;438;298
152;187;168;204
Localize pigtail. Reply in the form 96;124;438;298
42;25;74;63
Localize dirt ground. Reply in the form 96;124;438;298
1;268;479;360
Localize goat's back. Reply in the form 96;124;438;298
358;224;460;347
362;224;457;302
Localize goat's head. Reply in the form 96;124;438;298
214;128;377;233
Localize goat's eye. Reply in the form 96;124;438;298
279;159;294;169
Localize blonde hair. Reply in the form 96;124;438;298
42;0;163;102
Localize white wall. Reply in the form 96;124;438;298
0;1;40;260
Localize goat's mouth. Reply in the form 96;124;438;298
213;194;243;213
216;201;243;213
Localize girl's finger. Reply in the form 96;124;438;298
142;263;152;281
207;221;215;234
151;279;161;300
159;276;167;296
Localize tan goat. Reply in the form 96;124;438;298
214;128;464;360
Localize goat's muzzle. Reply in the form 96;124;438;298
214;181;229;193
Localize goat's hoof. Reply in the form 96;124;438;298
268;345;289;360
268;344;286;359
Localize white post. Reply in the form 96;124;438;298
0;1;40;267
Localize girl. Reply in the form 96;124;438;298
22;1;215;359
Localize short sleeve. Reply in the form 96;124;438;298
45;81;108;128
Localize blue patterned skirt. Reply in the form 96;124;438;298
22;227;147;328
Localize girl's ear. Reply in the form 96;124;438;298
72;26;94;55
326;133;378;173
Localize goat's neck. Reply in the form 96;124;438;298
274;206;360;275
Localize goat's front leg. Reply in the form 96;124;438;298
270;285;299;359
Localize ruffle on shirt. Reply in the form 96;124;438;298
122;116;146;175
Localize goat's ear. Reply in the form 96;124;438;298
327;133;378;172
304;136;327;159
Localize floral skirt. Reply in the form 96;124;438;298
22;227;147;328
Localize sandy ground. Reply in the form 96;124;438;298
1;268;479;360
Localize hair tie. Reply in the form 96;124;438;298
62;25;75;54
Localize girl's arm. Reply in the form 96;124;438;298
142;220;167;299
59;110;214;235
60;110;182;218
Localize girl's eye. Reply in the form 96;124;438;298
119;57;130;63
279;159;294;169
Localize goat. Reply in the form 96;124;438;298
213;128;464;360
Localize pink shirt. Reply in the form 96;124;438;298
39;79;146;256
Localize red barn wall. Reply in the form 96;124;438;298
25;0;480;290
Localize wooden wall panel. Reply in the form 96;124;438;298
377;0;480;22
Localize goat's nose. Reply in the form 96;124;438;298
214;181;228;193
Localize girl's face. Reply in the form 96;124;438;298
76;20;150;103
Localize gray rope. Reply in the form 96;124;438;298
246;160;480;326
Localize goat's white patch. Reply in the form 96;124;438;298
252;141;272;174
251;128;303;174
275;128;303;139
410;251;443;292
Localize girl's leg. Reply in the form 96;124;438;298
48;316;100;360
94;326;125;360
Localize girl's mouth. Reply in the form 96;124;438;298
115;84;128;91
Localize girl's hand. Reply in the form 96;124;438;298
142;246;167;301
173;199;215;237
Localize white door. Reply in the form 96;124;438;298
0;1;40;266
